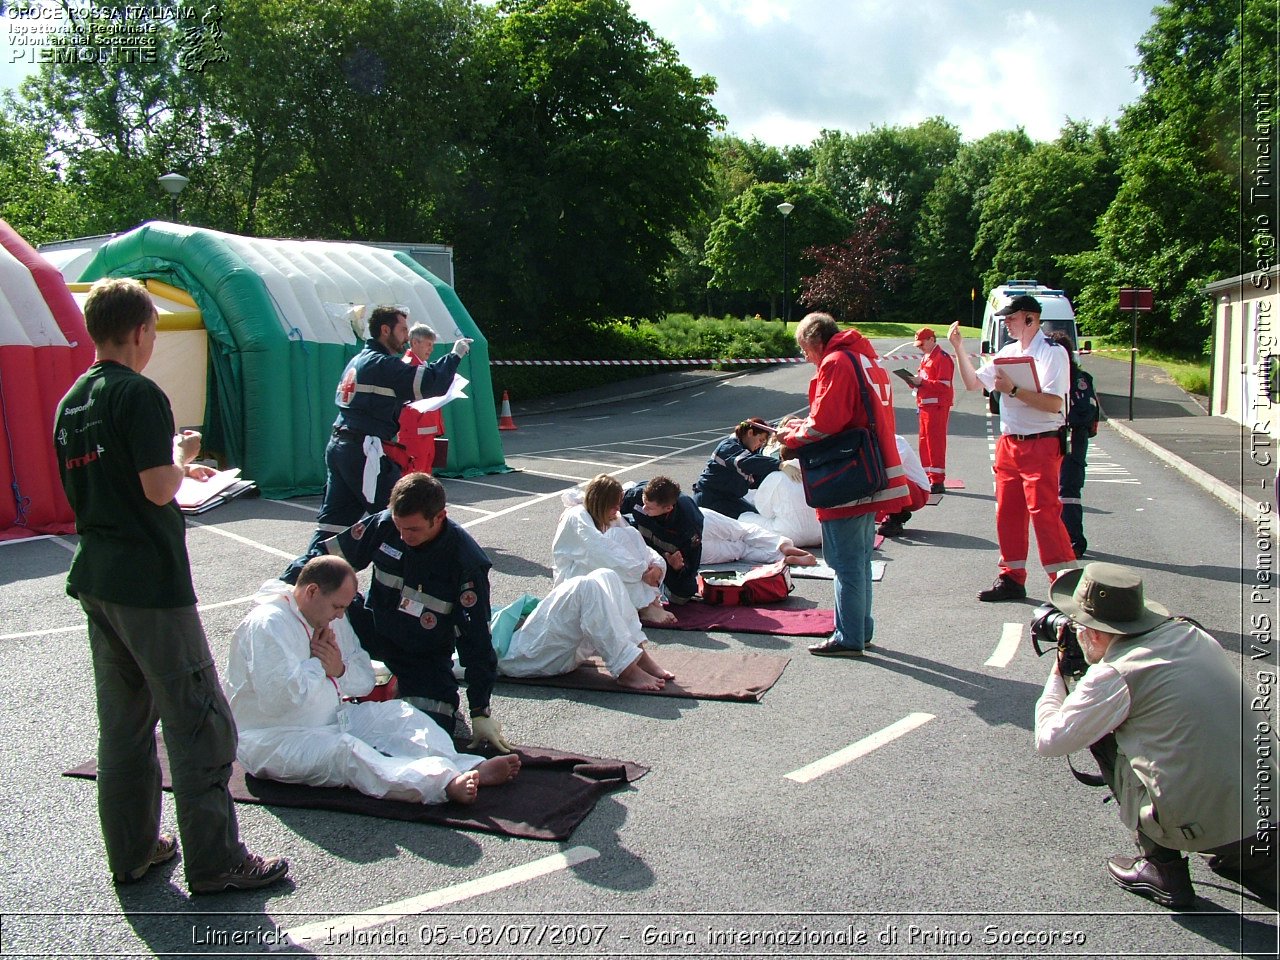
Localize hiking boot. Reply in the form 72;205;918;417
113;832;178;885
1107;855;1195;910
977;574;1026;602
930;482;946;494
877;510;910;538
189;853;290;895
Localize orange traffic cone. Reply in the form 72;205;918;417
498;390;518;430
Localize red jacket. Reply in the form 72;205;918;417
397;353;445;473
915;344;954;409
781;329;911;520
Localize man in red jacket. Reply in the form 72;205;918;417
777;313;911;656
397;324;451;474
904;327;954;493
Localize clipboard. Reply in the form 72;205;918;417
993;356;1041;393
892;368;916;385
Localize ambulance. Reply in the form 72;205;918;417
980;279;1089;414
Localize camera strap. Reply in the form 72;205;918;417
1066;754;1105;788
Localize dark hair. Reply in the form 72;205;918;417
83;277;155;347
389;472;446;519
368;305;407;341
734;417;772;443
297;554;356;594
583;474;623;531
796;312;839;350
1047;331;1079;378
643;476;680;506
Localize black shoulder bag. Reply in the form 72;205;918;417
797;350;889;509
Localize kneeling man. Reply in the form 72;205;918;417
1035;562;1275;909
225;556;519;805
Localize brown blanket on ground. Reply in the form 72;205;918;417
499;648;789;702
65;741;647;842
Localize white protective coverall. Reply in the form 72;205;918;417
740;467;822;547
699;507;798;565
224;579;484;804
497;569;647;678
551;495;666;611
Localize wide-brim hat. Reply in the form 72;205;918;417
1049;562;1171;634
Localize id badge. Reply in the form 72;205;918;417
398;596;424;617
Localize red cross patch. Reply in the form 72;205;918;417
459;590;478;608
419;611;437;630
350;520;366;541
336;369;357;406
861;356;893;408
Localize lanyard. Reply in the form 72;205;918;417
289;603;342;700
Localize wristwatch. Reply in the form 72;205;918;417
1009;385;1019;397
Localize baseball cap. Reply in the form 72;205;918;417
995;294;1042;317
914;327;936;343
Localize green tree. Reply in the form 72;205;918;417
911;129;1033;322
972;120;1120;295
799;206;912;323
703;181;849;317
0;105;81;243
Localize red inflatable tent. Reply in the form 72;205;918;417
0;221;94;539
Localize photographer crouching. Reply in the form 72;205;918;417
1033;562;1276;910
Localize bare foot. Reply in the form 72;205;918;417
617;660;664;690
783;547;818;566
476;754;521;786
636;649;674;681
638;602;677;626
446;770;479;804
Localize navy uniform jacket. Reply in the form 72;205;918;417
334;338;461;440
326;512;496;712
620;484;703;598
693;436;779;501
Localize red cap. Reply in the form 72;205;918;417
914;327;936;343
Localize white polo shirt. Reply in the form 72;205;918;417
975;330;1068;436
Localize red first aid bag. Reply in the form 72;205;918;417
699;560;793;605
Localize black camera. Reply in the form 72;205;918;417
1030;602;1088;680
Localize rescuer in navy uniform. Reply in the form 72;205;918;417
284;305;469;581
326;473;512;752
621;476;703;602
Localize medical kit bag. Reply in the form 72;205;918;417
797;351;888;508
698;560;793;605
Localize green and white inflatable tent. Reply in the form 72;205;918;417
79;222;509;498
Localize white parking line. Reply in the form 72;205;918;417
275;846;600;950
185;520;297;560
273;499;320;514
985;623;1024;668
1;593;262;641
784;713;935;783
447;476;559;497
510;467;592;484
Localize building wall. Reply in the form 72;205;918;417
1208;267;1280;439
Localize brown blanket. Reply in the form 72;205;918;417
65;741;647;842
500;648;789;702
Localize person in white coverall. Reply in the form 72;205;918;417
496;569;674;691
224;555;520;805
551;474;674;625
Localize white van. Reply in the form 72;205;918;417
980;279;1089;413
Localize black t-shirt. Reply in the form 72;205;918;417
55;361;195;607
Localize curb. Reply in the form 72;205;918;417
1104;416;1263;520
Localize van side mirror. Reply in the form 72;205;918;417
980;340;991;354
1080;340;1092;354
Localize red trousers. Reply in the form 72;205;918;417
993;434;1076;585
918;404;950;483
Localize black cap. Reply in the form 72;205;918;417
995;294;1042;317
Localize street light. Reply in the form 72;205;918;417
157;172;189;222
777;201;794;323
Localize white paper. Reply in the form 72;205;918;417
408;375;469;414
176;467;243;508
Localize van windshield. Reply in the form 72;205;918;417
994;318;1077;351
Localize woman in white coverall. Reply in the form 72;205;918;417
496;569;674;691
224;556;519;806
551;474;674;625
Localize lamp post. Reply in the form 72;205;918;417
777;201;794;323
157;172;189;222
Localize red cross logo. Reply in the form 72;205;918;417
861;356;893;409
336;369;356;406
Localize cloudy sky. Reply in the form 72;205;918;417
1;1;1160;145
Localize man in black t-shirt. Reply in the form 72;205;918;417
56;278;288;895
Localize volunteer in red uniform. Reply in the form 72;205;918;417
948;295;1076;601
398;323;449;474
777;313;911;656
905;327;954;493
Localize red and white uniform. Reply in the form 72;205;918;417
974;331;1076;586
876;435;930;521
397;352;445;474
914;344;954;483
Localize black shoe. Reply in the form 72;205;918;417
977;575;1026;602
1072;542;1087;559
1107;855;1195;910
877;519;905;538
808;639;865;657
930;482;946;494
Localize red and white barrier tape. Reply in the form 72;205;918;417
489;357;807;366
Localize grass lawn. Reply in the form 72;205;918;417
1083;339;1210;396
